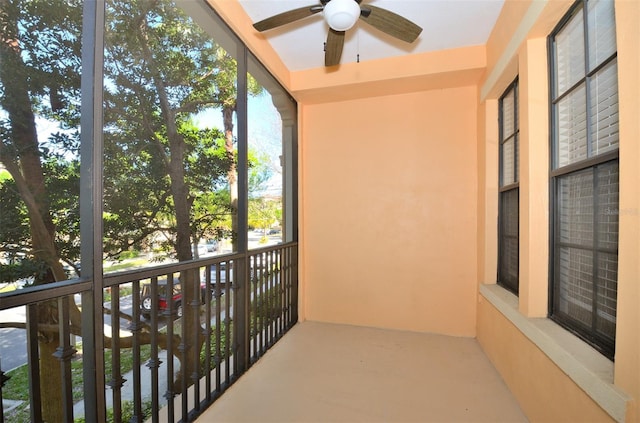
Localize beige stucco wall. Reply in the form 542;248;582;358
299;86;478;336
614;0;640;418
478;296;616;422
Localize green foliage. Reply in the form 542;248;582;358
251;287;283;336
199;321;231;376
118;250;140;260
0;178;31;259
247;150;273;197
100;0;247;259
1;361;30;401
103;284;134;303
0;153;80;282
1;0;83;281
0;0;83;124
248;197;282;234
45;155;81;272
1;0;275;282
0;260;48;284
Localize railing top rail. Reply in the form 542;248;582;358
104;242;298;286
0;278;92;310
0;242;299;309
103;252;243;286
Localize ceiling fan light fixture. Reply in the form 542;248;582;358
324;0;360;31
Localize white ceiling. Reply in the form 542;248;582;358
238;0;505;71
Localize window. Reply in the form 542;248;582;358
498;79;519;295
549;0;618;358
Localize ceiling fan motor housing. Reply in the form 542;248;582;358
323;0;361;31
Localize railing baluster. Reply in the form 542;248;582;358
251;253;258;361
274;249;278;334
252;253;258;355
25;303;42;422
108;286;124;423
204;265;212;402
190;267;201;416
267;251;273;346
225;261;232;384
293;245;299;323
259;252;265;350
288;248;292;327
179;274;188;422
288;245;295;325
0;357;8;423
0;360;10;423
147;276;161;423
164;272;175;423
277;247;287;334
54;296;76;422
129;280;143;422
215;263;222;394
279;247;290;329
277;248;284;334
271;249;277;337
272;250;277;341
264;251;269;348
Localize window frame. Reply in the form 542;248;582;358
497;78;520;295
548;0;618;359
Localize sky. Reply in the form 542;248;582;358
193;90;284;196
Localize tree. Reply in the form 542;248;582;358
1;0;237;419
247;154;281;236
0;154;81;282
0;1;84;419
103;0;251;389
249;197;282;237
1;0;273;418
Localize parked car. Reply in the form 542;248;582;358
140;278;210;319
205;239;218;252
140;270;232;319
192;244;208;257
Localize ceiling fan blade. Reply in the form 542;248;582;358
359;4;422;43
253;5;323;32
325;28;345;67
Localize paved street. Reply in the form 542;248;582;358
0;306;27;372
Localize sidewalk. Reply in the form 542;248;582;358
1;399;22;414
73;349;179;419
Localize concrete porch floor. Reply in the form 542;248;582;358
198;321;527;422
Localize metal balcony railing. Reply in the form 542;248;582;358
0;242;298;422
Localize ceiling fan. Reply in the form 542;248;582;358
252;0;423;67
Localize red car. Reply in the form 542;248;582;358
140;263;227;319
140;278;209;319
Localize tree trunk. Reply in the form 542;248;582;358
0;17;71;423
135;16;204;391
223;106;238;251
39;331;64;421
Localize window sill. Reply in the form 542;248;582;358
479;284;630;423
